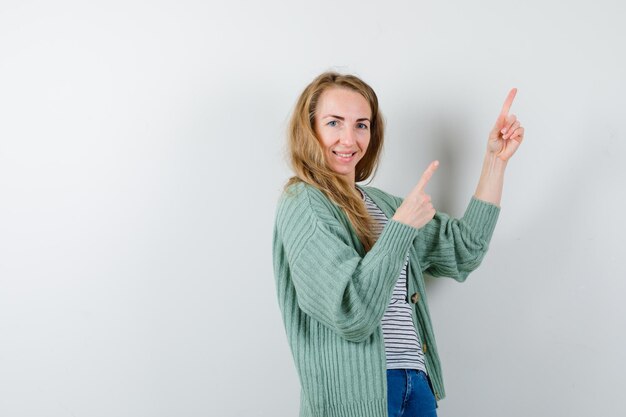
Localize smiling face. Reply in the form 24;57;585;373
314;87;372;184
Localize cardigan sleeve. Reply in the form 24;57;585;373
274;184;419;342
414;197;501;281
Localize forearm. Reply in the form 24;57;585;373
291;219;418;342
473;152;507;206
417;198;500;281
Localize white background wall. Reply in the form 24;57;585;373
1;1;625;416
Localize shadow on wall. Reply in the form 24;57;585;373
418;108;476;298
425;110;472;215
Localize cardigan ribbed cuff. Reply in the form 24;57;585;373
301;396;388;417
323;399;388;417
462;197;501;242
376;219;419;255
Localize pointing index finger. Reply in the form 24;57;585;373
499;88;518;117
415;160;439;192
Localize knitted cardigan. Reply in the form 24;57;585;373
272;182;500;417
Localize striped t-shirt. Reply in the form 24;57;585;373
359;187;427;372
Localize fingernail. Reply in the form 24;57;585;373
501;128;507;134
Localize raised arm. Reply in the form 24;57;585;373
391;90;524;280
474;88;525;206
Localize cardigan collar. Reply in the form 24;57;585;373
356;184;396;220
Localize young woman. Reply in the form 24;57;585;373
273;72;524;417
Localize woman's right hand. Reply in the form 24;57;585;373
391;160;439;229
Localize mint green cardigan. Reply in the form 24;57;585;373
273;182;500;417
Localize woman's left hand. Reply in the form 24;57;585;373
487;88;525;161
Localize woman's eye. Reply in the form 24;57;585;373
327;120;338;127
357;123;368;129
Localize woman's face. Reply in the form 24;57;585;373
314;87;371;184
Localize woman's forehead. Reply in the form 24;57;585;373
317;87;371;119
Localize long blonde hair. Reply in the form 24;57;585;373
285;72;385;251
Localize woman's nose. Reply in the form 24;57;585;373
339;128;356;146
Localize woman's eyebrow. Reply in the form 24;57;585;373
321;114;370;122
321;114;345;120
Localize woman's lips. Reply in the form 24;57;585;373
333;151;356;157
332;151;357;162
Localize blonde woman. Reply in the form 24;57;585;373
273;72;524;417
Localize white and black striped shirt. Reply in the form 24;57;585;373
359;188;427;372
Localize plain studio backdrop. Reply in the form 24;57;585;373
1;1;625;416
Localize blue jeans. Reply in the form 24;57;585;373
386;369;438;417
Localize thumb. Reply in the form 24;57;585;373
490;113;507;136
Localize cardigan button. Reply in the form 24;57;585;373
411;292;420;303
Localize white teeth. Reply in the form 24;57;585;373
335;152;354;158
